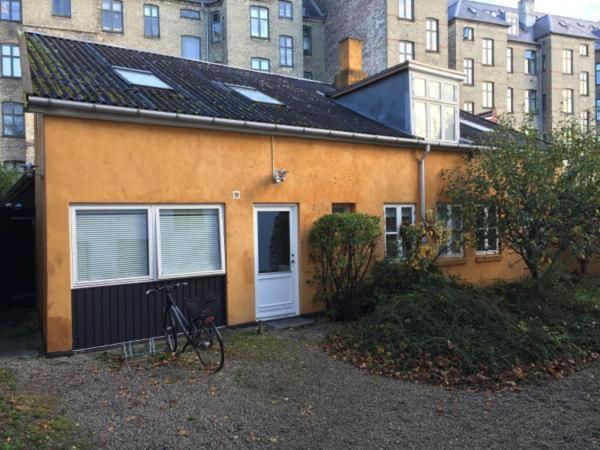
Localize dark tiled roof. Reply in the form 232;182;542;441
25;32;410;138
459;110;497;144
302;0;325;19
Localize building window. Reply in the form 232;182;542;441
463;27;474;40
482;38;494;66
3;159;24;172
476;206;499;254
278;0;292;19
482;81;494;108
1;44;20;78
279;35;293;67
52;0;70;17
597;63;600;85
426;18;439;52
399;0;413;20
303;26;312;56
506;48;513;73
180;9;200;20
303;71;313;79
181;36;201;60
525;90;537;114
250;6;269;39
332;203;355;214
251;57;270;72
211;12;222;42
463;101;474;113
384;205;415;258
0;0;21;22
101;0;123;32
412;76;458;142
525;49;536;75
580;71;589;96
437;203;463;257
463;58;473;85
580;111;590;130
399;41;414;63
71;205;225;287
506;87;513;113
143;4;159;37
580;43;589;56
562;89;573;113
562;49;573;74
2;102;24;137
507;15;518;34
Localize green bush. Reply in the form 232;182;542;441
328;275;600;385
308;213;381;320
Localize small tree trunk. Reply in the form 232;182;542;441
579;258;587;275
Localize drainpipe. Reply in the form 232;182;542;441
419;144;431;221
201;2;210;62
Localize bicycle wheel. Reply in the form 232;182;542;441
192;322;224;373
163;309;178;353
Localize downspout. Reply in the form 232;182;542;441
419;144;431;221
201;2;210;62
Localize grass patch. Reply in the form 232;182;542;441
325;274;600;388
226;329;287;363
0;367;84;449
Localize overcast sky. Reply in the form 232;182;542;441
476;0;600;21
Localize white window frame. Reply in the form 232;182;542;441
463;101;474;114
436;203;464;257
463;27;473;40
507;15;518;35
506;87;513;113
426;18;439;52
482;81;494;108
482;38;494;66
399;40;414;63
562;88;573;114
580;43;588;56
384;204;416;259
251;57;270;72
524;49;536;75
464;58;474;85
580;71;589;96
524;89;537;114
562;49;573;74
506;47;513;73
70;204;226;289
476;206;499;255
155;205;226;280
399;0;413;20
411;74;459;143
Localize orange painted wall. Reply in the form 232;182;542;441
38;116;526;353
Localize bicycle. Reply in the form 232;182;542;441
145;282;225;373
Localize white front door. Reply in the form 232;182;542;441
254;205;299;320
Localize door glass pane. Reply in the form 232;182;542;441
257;211;290;273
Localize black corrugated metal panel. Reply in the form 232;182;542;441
72;275;226;351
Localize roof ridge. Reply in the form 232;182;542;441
23;31;332;87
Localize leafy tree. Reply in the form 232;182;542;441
308;213;381;320
443;117;600;279
0;164;20;200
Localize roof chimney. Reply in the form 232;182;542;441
518;0;536;29
334;37;366;89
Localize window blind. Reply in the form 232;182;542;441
75;209;149;283
159;208;222;276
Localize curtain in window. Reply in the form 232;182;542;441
159;209;222;276
75;210;149;282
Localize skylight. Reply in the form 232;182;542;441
229;85;282;105
113;67;172;89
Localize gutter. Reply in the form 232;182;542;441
26;96;482;152
419;144;431;221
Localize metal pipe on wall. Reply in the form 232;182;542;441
419;144;431;221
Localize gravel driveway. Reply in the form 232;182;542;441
3;324;599;449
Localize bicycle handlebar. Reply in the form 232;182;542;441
145;282;188;295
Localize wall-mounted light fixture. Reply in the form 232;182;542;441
273;169;288;184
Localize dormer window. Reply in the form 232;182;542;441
229;85;282;105
411;75;458;142
113;67;172;89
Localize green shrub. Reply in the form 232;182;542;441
308;213;381;320
328;275;600;385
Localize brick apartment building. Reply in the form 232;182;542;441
0;0;598;167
